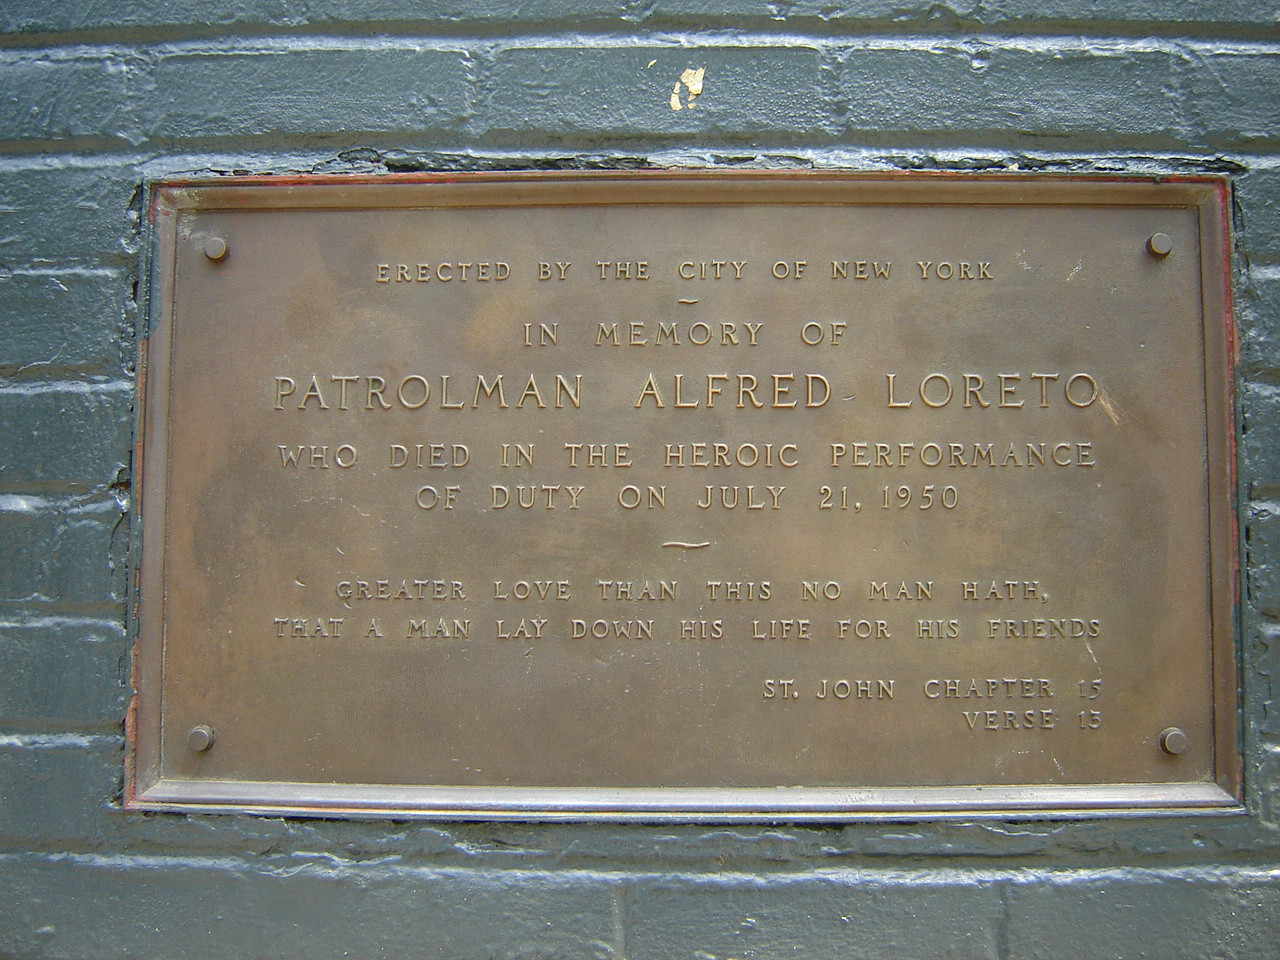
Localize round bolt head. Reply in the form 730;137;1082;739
1147;232;1173;257
187;724;216;752
1159;726;1187;756
203;236;228;261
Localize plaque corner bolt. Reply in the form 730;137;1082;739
1147;232;1173;258
1159;726;1187;756
187;724;216;752
203;236;229;262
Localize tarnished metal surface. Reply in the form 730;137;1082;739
131;173;1237;819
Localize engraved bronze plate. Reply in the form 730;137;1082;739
131;173;1238;819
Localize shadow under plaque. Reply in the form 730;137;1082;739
129;172;1239;820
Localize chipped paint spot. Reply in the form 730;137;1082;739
671;67;706;110
0;493;49;513
646;59;657;68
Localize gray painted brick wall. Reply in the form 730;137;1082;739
1;3;1278;957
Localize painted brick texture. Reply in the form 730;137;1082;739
0;2;1278;957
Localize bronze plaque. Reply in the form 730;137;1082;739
131;173;1238;819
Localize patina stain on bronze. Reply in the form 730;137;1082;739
130;174;1238;819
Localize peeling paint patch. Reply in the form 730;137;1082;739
671;67;705;110
0;493;49;514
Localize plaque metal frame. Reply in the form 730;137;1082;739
129;172;1240;821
